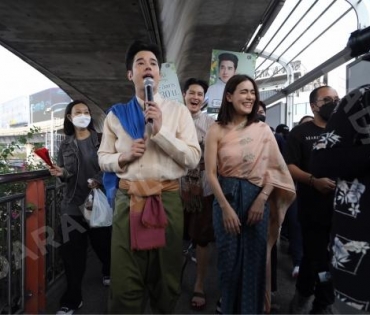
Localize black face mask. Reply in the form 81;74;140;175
318;101;336;121
258;114;266;122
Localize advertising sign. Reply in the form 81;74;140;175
158;63;183;104
207;50;257;114
29;87;71;123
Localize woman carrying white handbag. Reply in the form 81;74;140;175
49;100;111;315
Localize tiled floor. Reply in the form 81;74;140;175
46;240;297;314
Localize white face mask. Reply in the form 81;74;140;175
72;115;91;128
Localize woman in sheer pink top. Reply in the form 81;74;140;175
205;74;296;314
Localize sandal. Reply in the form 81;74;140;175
191;291;206;311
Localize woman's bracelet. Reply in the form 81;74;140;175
309;175;315;186
261;191;269;197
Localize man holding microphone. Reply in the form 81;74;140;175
98;40;201;314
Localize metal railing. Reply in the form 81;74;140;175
0;170;64;314
44;184;64;289
0;193;25;314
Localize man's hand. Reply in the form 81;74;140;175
118;138;146;167
145;101;162;135
312;177;336;194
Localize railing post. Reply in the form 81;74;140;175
25;179;46;314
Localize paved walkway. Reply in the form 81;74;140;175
46;240;297;314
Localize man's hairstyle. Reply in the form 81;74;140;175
217;74;260;127
309;85;334;104
218;53;238;69
63;100;95;136
183;78;209;94
125;40;162;71
298;115;314;125
259;101;266;112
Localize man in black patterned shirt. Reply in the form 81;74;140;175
285;86;339;314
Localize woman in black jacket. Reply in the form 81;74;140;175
49;100;111;315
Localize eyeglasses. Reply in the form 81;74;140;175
315;97;341;105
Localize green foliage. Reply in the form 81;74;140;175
0;126;46;175
17;126;43;147
209;50;219;85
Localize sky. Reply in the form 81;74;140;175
0;0;361;105
0;46;57;104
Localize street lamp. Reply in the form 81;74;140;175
30;104;34;126
44;107;55;158
45;103;66;158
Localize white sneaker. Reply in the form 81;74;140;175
292;266;300;278
102;276;110;286
56;301;83;314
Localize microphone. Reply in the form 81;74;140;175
144;77;154;123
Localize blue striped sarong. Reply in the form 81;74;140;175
213;176;270;314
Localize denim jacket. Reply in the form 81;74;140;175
57;130;102;204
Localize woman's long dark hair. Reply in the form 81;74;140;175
216;74;260;127
63;100;95;136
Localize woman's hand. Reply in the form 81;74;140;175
88;179;100;189
49;164;63;177
222;205;241;235
247;195;266;226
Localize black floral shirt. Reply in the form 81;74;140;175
311;85;370;312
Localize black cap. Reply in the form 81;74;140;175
276;124;289;134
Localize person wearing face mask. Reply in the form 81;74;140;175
257;101;286;308
49;100;112;315
285;86;339;314
257;100;267;123
257;101;285;158
311;85;370;314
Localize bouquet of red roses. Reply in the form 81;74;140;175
34;147;54;168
